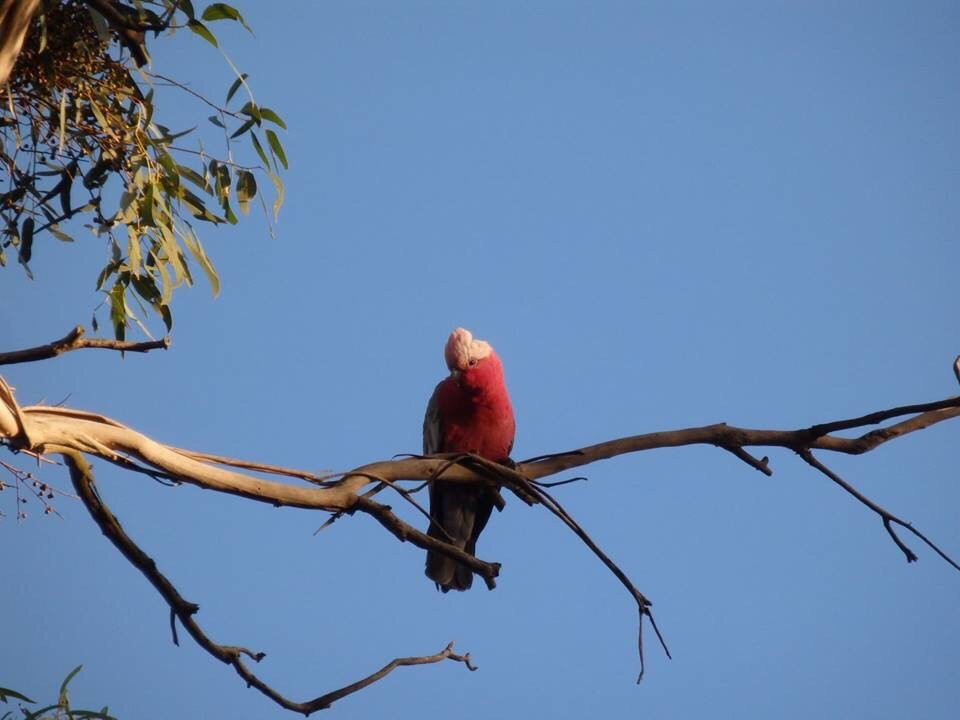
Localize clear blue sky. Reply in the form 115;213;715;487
4;1;960;718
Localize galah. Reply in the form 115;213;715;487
423;327;516;592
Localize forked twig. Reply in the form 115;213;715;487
60;449;474;714
797;449;960;571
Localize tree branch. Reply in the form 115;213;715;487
0;326;170;365
3;363;960;705
61;448;475;715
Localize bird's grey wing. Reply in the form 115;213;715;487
422;380;480;591
423;381;443;455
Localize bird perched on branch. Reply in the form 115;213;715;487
424;327;515;592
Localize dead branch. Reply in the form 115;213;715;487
0;326;170;366
61;449;475;714
3;377;959;578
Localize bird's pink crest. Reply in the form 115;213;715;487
444;327;493;370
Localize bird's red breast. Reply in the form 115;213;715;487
433;351;515;460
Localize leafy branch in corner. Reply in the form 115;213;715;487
0;0;288;340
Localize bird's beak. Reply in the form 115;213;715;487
450;369;462;385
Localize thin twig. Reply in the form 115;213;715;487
146;72;245;119
531;476;588;488
723;446;772;476
167;145;260;170
340;470;439;530
526;480;671;680
170;446;337;486
797;449;960;571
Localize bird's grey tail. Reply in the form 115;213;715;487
425;528;473;592
425;482;498;592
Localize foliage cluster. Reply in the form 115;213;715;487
0;0;286;338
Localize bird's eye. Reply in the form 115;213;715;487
468;359;477;367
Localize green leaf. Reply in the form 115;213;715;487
265;129;288;169
269;169;284;220
225;73;248;104
131;274;161;304
18;217;34;264
87;3;111;42
176;164;209;192
202;3;251;32
0;687;35;703
58;169;73;216
211;161;230;203
160;303;172;331
187;20;218;47
175;0;197;19
157;223;188;284
58;665;83;707
140;182;155;226
239;101;262;123
259;107;287;129
157;152;179;192
223;200;238;225
230;117;255;139
153;252;172;303
250;131;271;171
181;227;220;296
49;226;74;242
108;283;127;340
208;114;225;128
88;100;112;136
127;226;142;272
163;125;197;142
178;187;222;223
95;259;121;290
235;170;256;215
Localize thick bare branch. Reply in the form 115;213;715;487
0;326;170;365
518;396;960;480
61;449;475;715
3;375;958;532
